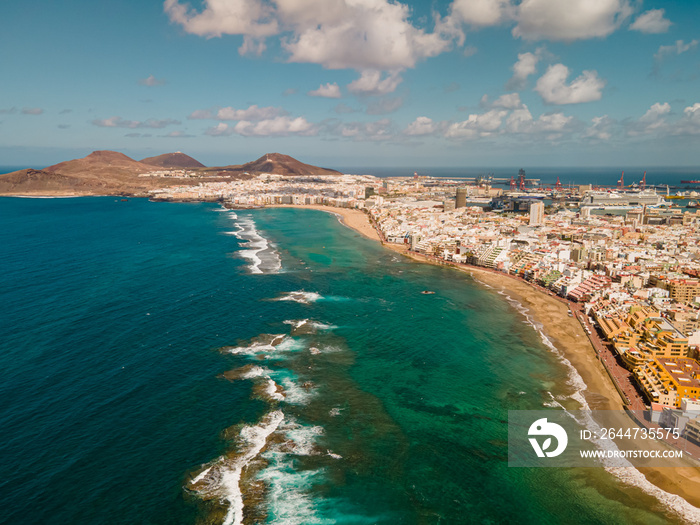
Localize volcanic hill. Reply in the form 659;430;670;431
140;152;205;169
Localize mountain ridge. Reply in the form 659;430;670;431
0;151;343;195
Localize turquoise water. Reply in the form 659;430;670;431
0;198;689;524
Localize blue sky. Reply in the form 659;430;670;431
1;0;699;168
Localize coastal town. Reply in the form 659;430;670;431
152;170;700;455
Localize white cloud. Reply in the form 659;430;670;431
506;49;543;90
535;64;605;105
492;93;522;109
21;107;44;115
338;118;394;141
139;75;166;86
204;123;233;136
167;0;454;72
239;35;267;56
308;82;341;98
92;116;181;128
404;116;437;136
627;102;670;136
280;0;452;70
189;105;286;120
217;105;285;120
445;109;508;139
234;116;315;136
513;0;632;42
448;0;512;27
583;115;614;140
348;70;403;96
674;103;700;135
654;39;698;62
629;9;671;34
164;0;278;38
505;105;573;134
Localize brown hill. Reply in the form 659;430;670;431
45;150;152;176
220;153;342;176
0;169;93;195
140;152;205;169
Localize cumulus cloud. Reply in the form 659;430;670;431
280;0;452;70
513;0;632;42
366;96;404;115
505;105;574;135
629;9;671;34
627;102;670;136
217;105;286;120
22;107;44;115
166;0;453;72
164;0;278;38
204;122;233;136
505;48;546;90
308;82;341;98
444;109;508;139
234;116;315;136
92;116;181;128
492;93;523;109
337;118;394;141
535;64;605;105
654;39;698;62
447;0;512;27
139;75;166;86
239;35;267;56
404;116;437;136
674;103;700;135
583;115;614;140
348;70;403;96
0;107;17;114
189;105;287;120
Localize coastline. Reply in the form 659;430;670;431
304;204;700;513
263;204;380;241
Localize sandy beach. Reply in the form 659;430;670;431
265;204;380;241
310;205;700;512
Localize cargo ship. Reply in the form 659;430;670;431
681;180;700;184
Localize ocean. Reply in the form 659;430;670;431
0;197;694;524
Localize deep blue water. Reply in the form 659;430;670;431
0;197;691;524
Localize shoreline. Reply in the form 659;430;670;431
263;204;380;241
302;204;700;513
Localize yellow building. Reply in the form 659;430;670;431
635;357;700;408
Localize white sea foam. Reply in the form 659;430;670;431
280;376;314;405
225;335;305;359
493;286;700;523
284;319;337;333
231;216;282;274
329;408;343;417
277;291;323;305
327;451;342;459
254;418;332;525
189;410;285;525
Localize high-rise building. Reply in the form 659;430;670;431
529;201;544;225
